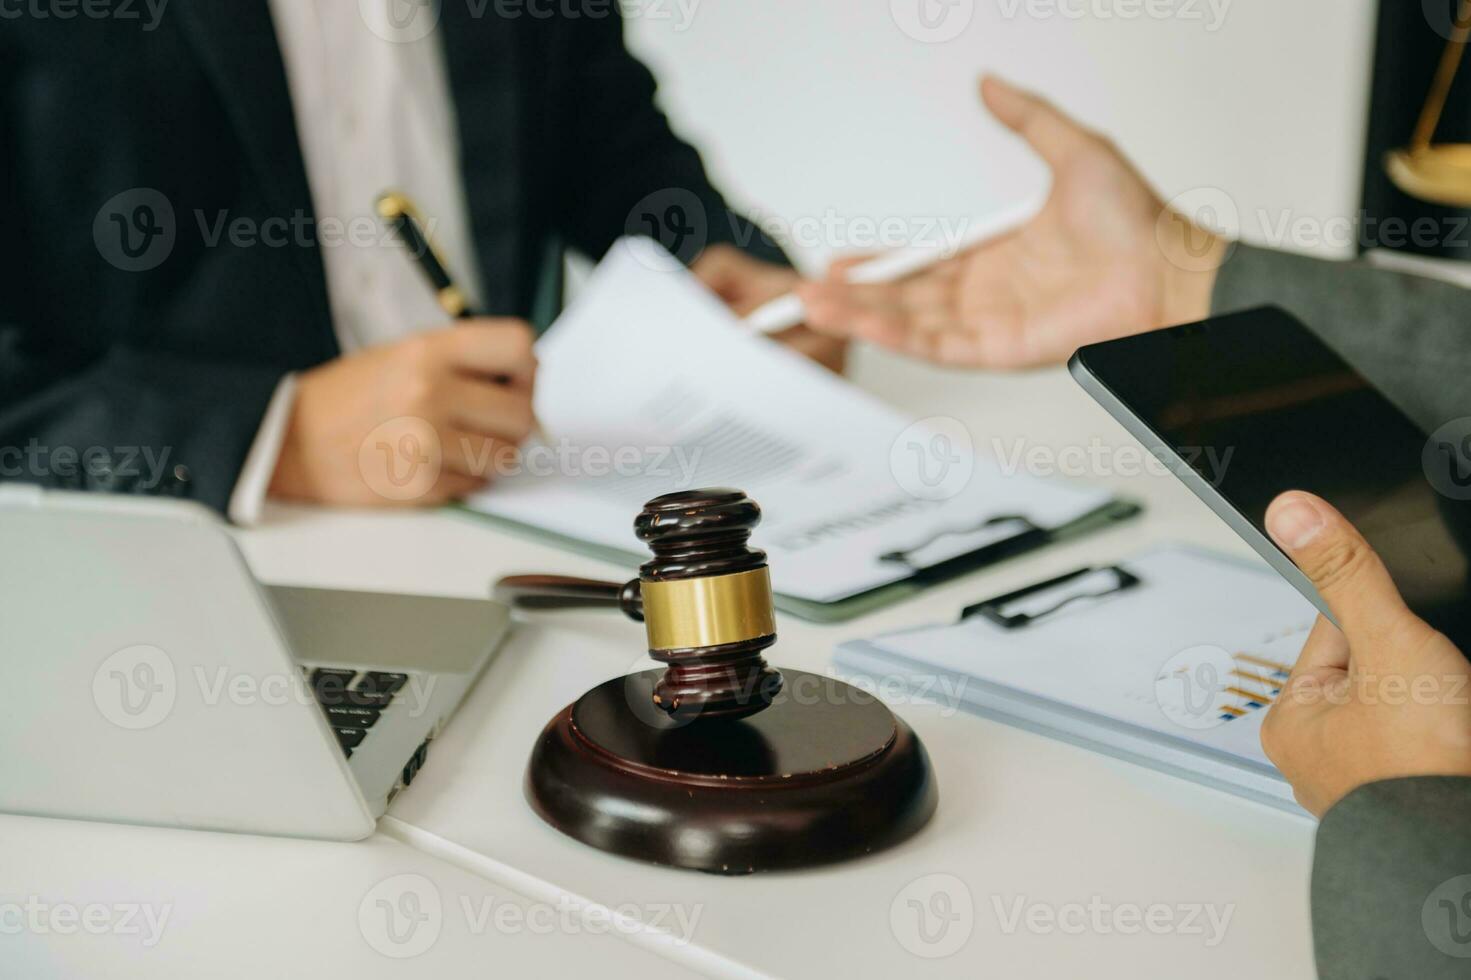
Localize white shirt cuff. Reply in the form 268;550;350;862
227;374;298;527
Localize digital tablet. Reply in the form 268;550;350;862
1069;305;1471;647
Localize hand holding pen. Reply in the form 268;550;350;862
376;190;549;444
254;195;541;509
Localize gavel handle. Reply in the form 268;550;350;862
495;575;645;621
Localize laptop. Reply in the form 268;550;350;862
0;485;511;841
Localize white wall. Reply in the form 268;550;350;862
624;0;1380;269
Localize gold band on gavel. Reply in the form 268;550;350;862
640;568;776;651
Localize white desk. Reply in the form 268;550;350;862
0;815;698;978
235;358;1319;977
9;358;1319;977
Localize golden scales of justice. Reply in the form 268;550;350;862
1384;1;1471;206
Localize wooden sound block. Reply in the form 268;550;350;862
526;668;937;874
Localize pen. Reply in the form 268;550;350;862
376;190;549;444
741;197;1043;335
375;190;477;319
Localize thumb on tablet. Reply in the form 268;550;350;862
1264;491;1424;664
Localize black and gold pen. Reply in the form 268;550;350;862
376;190;548;443
375;190;477;319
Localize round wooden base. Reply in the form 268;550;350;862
525;668;937;874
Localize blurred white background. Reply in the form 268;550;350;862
623;0;1378;269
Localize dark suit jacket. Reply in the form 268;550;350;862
1214;245;1471;979
0;2;783;511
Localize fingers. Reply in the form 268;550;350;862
437;320;538;385
1287;614;1350;683
442;428;517;481
440;375;537;444
825;253;883;279
426;471;489;504
692;245;799;314
980;75;1098;168
770;324;849;374
797;271;958;347
799;282;911;347
1265;492;1419;654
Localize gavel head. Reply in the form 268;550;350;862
633;488;784;721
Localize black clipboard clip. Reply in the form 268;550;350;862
962;565;1142;630
878;515;1047;579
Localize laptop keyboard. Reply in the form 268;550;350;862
307;668;408;758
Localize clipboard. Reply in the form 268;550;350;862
454;497;1141;623
834;545;1320;812
457;237;1143;621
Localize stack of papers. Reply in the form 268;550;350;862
836;547;1319;812
468;239;1116;605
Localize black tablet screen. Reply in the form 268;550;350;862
1076;306;1471;647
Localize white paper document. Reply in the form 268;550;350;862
467;239;1113;604
836;547;1320;810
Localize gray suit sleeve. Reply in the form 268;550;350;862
1211;245;1471;432
1311;777;1471;979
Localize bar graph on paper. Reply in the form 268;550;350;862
1154;624;1313;731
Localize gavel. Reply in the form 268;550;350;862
498;487;784;721
501;487;936;874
